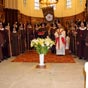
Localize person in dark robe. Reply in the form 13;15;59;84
49;22;57;53
14;21;18;31
69;22;77;55
26;23;34;50
37;23;48;38
0;22;10;60
5;23;12;57
76;22;86;59
3;23;11;59
0;23;4;61
34;24;40;39
11;24;20;56
18;23;26;53
0;32;4;62
84;23;88;61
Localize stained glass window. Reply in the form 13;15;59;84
66;0;72;8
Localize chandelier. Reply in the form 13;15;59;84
39;0;58;5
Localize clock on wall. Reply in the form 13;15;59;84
45;13;53;22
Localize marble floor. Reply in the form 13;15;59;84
0;56;86;88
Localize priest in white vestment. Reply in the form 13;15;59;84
54;24;66;55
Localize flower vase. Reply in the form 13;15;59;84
36;54;46;68
39;54;45;66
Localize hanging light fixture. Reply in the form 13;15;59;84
39;0;58;6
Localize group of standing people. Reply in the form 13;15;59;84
0;20;88;62
68;21;88;61
0;21;49;62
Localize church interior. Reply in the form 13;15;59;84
0;0;88;88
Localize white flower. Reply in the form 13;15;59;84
31;37;55;54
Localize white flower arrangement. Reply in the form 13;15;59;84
31;37;55;55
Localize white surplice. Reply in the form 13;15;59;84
65;36;70;50
54;28;66;55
